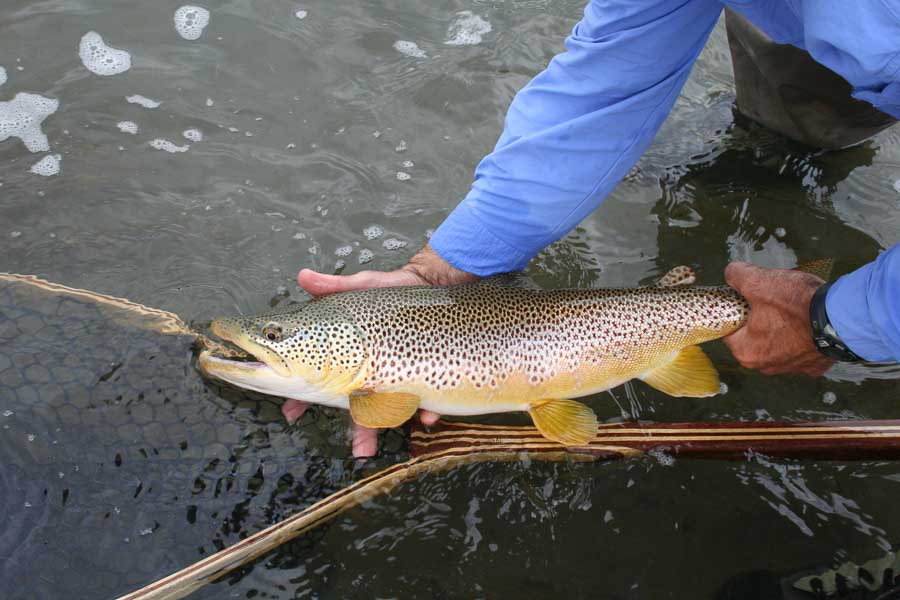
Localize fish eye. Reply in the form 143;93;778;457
262;323;282;342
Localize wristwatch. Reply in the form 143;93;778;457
809;282;864;362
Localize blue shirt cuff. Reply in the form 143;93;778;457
429;201;533;276
826;256;896;362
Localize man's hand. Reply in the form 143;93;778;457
287;244;478;458
723;262;834;376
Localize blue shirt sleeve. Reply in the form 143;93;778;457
827;244;900;363
429;0;723;275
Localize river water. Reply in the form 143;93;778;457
1;0;900;598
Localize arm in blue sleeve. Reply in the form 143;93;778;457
430;0;723;275
827;244;900;362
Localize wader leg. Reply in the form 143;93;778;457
724;9;896;150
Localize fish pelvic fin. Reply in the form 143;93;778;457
639;345;720;397
349;391;420;428
656;265;696;287
528;399;598;446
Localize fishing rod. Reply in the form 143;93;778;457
118;417;900;600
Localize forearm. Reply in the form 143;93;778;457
826;244;900;362
431;0;723;275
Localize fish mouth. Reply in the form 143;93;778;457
199;318;291;379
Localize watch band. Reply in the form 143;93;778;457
809;282;864;362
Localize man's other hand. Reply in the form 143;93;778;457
724;262;834;376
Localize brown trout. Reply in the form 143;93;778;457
199;266;749;446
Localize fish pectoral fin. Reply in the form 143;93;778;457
349;391;420;428
639;345;720;397
528;399;598;446
656;265;696;287
794;258;834;282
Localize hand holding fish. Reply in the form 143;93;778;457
724;262;834;377
291;245;478;457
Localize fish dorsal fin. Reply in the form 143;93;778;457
349;391;420;428
656;265;696;287
479;272;541;290
639;345;720;397
528;399;598;446
794;259;834;282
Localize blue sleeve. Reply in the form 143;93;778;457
430;0;723;275
827;244;900;363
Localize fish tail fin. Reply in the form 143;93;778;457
639;345;720;397
528;399;598;446
794;259;834;282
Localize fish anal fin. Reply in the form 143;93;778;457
349;391;420;428
640;345;720;397
528;399;598;446
656;266;696;287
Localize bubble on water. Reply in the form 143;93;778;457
773;227;786;238
79;32;131;76
894;179;900;194
383;238;408;250
0;92;59;152
29;154;61;177
445;11;492;46
372;130;381;138
9;231;21;238
822;391;837;405
205;97;214;107
358;248;374;264
603;510;614;523
425;228;434;238
335;245;353;257
2;410;12;417
718;382;728;395
308;244;319;255
149;139;189;153
0;66;6;87
393;40;426;59
396;171;411;181
295;9;308;19
402;160;414;168
117;120;138;135
182;128;203;142
174;6;210;41
363;225;383;240
126;95;161;109
292;232;306;240
139;527;154;536
395;139;407;152
335;259;346;270
27;434;35;442
227;126;239;133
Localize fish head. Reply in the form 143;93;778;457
199;300;366;401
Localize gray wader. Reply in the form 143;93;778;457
725;9;897;150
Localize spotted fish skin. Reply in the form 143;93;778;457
201;274;749;435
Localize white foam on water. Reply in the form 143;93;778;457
335;259;346;270
174;6;210;41
773;227;786;238
295;9;308;19
79;32;131;76
335;245;353;257
29;153;61;176
205;97;214;107
149;138;189;153
363;225;383;240
445;11;492;46
393;40;426;58
894;179;900;194
0;67;6;87
182;128;203;142
307;244;319;255
117;121;138;134
358;248;374;264
396;171;411;181
395;139;407;152
0;92;59;152
401;160;414;168
292;232;306;240
382;238;407;250
126;95;161;109
822;391;837;405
